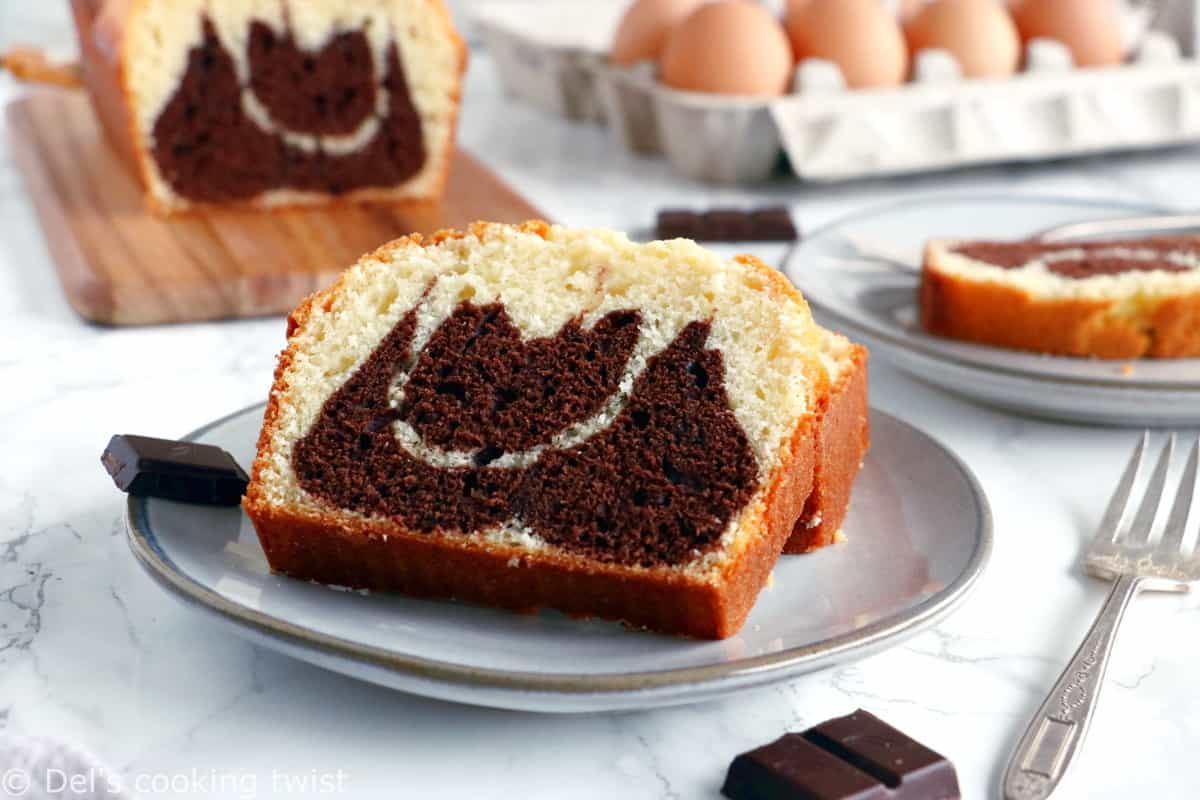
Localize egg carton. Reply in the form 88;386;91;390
473;0;624;121
476;0;1200;183
597;32;1200;183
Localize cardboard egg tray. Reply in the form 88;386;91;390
475;0;1200;184
473;0;622;122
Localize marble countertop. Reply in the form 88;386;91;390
3;5;1200;799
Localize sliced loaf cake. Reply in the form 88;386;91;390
921;236;1200;358
72;0;465;213
244;222;867;638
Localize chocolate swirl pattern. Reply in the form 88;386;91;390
150;16;425;202
292;303;759;568
950;238;1200;278
247;21;378;136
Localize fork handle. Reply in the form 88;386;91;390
1003;574;1143;800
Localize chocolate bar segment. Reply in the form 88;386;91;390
656;209;701;240
749;206;799;242
723;734;887;800
704;209;756;241
101;434;249;506
723;710;959;800
655;207;799;243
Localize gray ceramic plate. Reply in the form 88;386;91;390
127;403;991;713
786;195;1200;427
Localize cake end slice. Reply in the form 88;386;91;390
785;334;869;554
921;236;1200;359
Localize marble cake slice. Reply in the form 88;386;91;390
920;236;1200;358
243;221;869;639
786;331;869;554
71;0;465;213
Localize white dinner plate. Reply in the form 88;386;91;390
786;195;1200;427
127;403;991;713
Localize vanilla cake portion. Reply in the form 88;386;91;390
80;0;464;212
921;237;1200;358
244;222;865;638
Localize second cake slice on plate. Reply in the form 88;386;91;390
244;222;867;638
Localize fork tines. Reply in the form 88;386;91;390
1097;432;1200;551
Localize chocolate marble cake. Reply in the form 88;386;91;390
921;237;1200;358
243;222;869;639
72;0;465;213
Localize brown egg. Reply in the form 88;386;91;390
899;0;929;20
610;0;705;66
905;0;1020;78
787;0;909;89
1010;0;1124;67
787;0;925;22
660;1;794;96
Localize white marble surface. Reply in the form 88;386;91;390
3;5;1200;799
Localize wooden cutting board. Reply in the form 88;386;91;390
7;90;546;325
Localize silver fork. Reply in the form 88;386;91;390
1003;433;1200;800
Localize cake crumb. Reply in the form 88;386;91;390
805;513;823;529
833;529;847;544
1119;363;1135;377
766;571;775;587
323;583;371;596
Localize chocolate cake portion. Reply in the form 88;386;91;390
293;303;758;568
398;304;640;453
247;22;377;136
519;320;758;566
950;238;1198;278
151;17;425;202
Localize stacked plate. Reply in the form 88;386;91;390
785;195;1200;427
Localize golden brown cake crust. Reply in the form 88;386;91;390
72;0;142;176
785;344;869;554
70;0;467;216
244;221;831;638
919;244;1200;359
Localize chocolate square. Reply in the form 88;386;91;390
723;710;960;800
656;209;700;240
749;206;798;242
703;209;755;241
102;434;249;506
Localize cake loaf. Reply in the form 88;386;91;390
921;236;1200;358
244;221;868;638
71;0;465;213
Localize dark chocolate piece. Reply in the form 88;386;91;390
704;209;756;241
656;209;700;240
749;206;800;242
655;207;798;243
722;710;960;800
292;301;758;568
102;434;249;506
